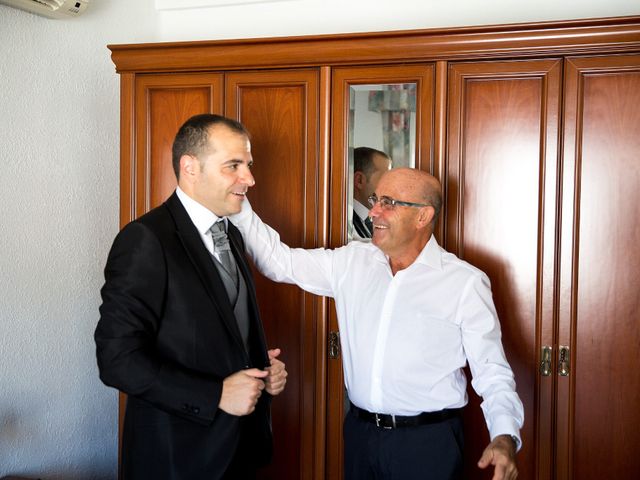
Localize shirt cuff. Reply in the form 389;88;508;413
489;416;522;452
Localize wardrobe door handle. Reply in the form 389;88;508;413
540;346;552;376
558;345;570;376
328;331;340;359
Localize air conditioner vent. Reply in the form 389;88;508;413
0;0;89;18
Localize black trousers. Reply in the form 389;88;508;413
222;418;258;480
343;409;464;480
222;455;256;480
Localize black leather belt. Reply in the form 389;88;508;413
350;402;462;429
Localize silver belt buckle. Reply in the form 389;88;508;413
375;413;395;429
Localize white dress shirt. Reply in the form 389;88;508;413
175;187;225;260
231;200;524;445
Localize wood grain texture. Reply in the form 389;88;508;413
134;73;224;216
109;17;640;73
558;54;640;480
447;59;562;480
225;69;323;480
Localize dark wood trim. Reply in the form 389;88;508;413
313;65;331;480
109;16;640;73
119;73;136;227
556;56;582;480
433;60;447;243
117;73;135;477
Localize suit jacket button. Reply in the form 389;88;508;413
192;407;200;414
182;403;189;411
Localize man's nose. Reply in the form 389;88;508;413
241;167;255;187
368;203;381;218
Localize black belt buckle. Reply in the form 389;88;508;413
374;412;396;429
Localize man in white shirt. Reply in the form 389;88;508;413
232;167;523;480
352;147;392;239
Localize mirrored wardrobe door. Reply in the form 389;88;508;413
327;64;436;480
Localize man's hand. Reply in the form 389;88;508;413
219;368;268;416
477;434;518;480
264;348;287;396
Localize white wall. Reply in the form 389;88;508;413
157;0;639;40
0;1;158;478
0;0;637;478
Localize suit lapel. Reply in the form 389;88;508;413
228;223;269;366
165;193;246;352
353;210;371;238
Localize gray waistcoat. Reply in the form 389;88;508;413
210;253;250;352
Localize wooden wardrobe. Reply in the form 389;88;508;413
109;16;640;480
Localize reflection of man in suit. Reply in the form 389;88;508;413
352;147;392;239
95;114;287;480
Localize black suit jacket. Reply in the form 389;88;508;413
95;192;272;480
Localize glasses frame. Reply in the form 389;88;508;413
367;194;431;210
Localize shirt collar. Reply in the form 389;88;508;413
353;199;370;221
414;235;443;270
371;234;443;270
176;186;223;235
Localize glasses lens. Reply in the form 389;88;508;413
380;197;394;209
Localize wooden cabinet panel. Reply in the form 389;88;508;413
447;59;562;480
558;54;640;480
225;69;326;480
134;73;224;215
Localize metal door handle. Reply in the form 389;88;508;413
558;345;570;376
328;331;340;359
540;346;552;376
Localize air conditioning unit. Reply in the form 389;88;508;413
0;0;89;19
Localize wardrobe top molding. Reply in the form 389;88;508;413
109;16;640;73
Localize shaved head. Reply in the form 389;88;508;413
377;168;442;225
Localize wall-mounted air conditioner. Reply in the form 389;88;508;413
0;0;89;19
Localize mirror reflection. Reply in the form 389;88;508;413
348;83;417;240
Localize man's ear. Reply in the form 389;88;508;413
180;154;198;182
417;205;436;228
354;171;366;191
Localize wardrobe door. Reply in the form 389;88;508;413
329;64;436;480
225;69;327;480
557;54;640;480
447;59;562;480
131;73;224;217
116;73;224;451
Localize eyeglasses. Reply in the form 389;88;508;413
367;194;431;210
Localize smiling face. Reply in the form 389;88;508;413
180;125;255;217
369;168;438;270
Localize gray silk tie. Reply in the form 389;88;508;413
210;220;238;288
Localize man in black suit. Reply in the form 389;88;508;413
352;147;391;239
95;114;287;480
